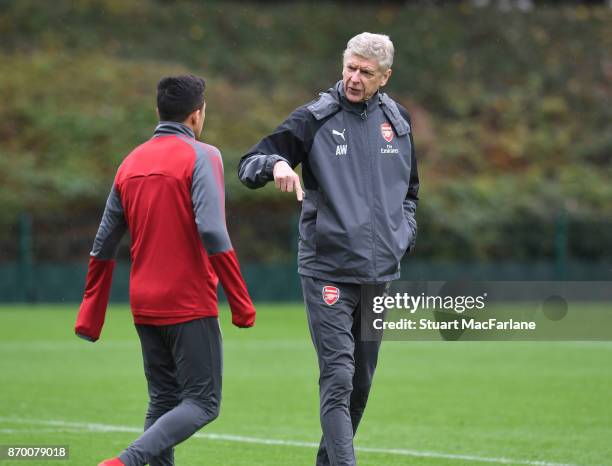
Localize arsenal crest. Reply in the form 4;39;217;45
322;286;340;306
380;122;394;143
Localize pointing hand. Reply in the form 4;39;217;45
273;161;303;202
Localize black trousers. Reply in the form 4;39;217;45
120;317;223;466
301;276;387;466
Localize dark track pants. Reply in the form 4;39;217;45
119;317;222;466
301;276;386;466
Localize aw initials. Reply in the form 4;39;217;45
335;145;347;156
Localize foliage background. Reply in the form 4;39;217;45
1;0;611;265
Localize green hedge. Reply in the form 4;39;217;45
1;1;611;260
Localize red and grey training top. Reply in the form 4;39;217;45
75;122;255;341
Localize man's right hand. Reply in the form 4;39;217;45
273;160;303;201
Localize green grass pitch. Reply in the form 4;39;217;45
0;304;611;465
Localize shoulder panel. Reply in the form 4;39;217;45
379;93;411;136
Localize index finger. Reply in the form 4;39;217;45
295;177;303;202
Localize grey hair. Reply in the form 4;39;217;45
343;32;394;71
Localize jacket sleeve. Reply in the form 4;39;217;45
404;132;419;252
238;107;311;188
193;146;256;327
397;105;419;253
75;185;127;342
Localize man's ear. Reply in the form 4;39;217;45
190;108;201;126
156;107;160;120
380;68;392;87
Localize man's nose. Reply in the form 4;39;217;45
350;71;360;82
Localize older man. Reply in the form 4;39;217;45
239;33;419;466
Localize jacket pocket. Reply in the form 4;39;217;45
388;212;413;262
314;195;370;273
314;194;345;256
299;190;318;246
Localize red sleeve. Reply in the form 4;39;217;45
75;257;115;342
209;250;256;328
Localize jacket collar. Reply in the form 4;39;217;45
153;121;195;139
307;81;410;136
337;81;379;116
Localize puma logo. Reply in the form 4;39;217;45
332;129;346;141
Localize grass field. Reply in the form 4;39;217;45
0;304;611;466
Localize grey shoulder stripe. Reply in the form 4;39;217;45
91;186;127;259
191;144;232;255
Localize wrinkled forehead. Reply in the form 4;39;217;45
343;53;382;73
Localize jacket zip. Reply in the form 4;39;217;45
362;106;377;279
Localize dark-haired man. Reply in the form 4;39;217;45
75;74;256;466
239;33;418;466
